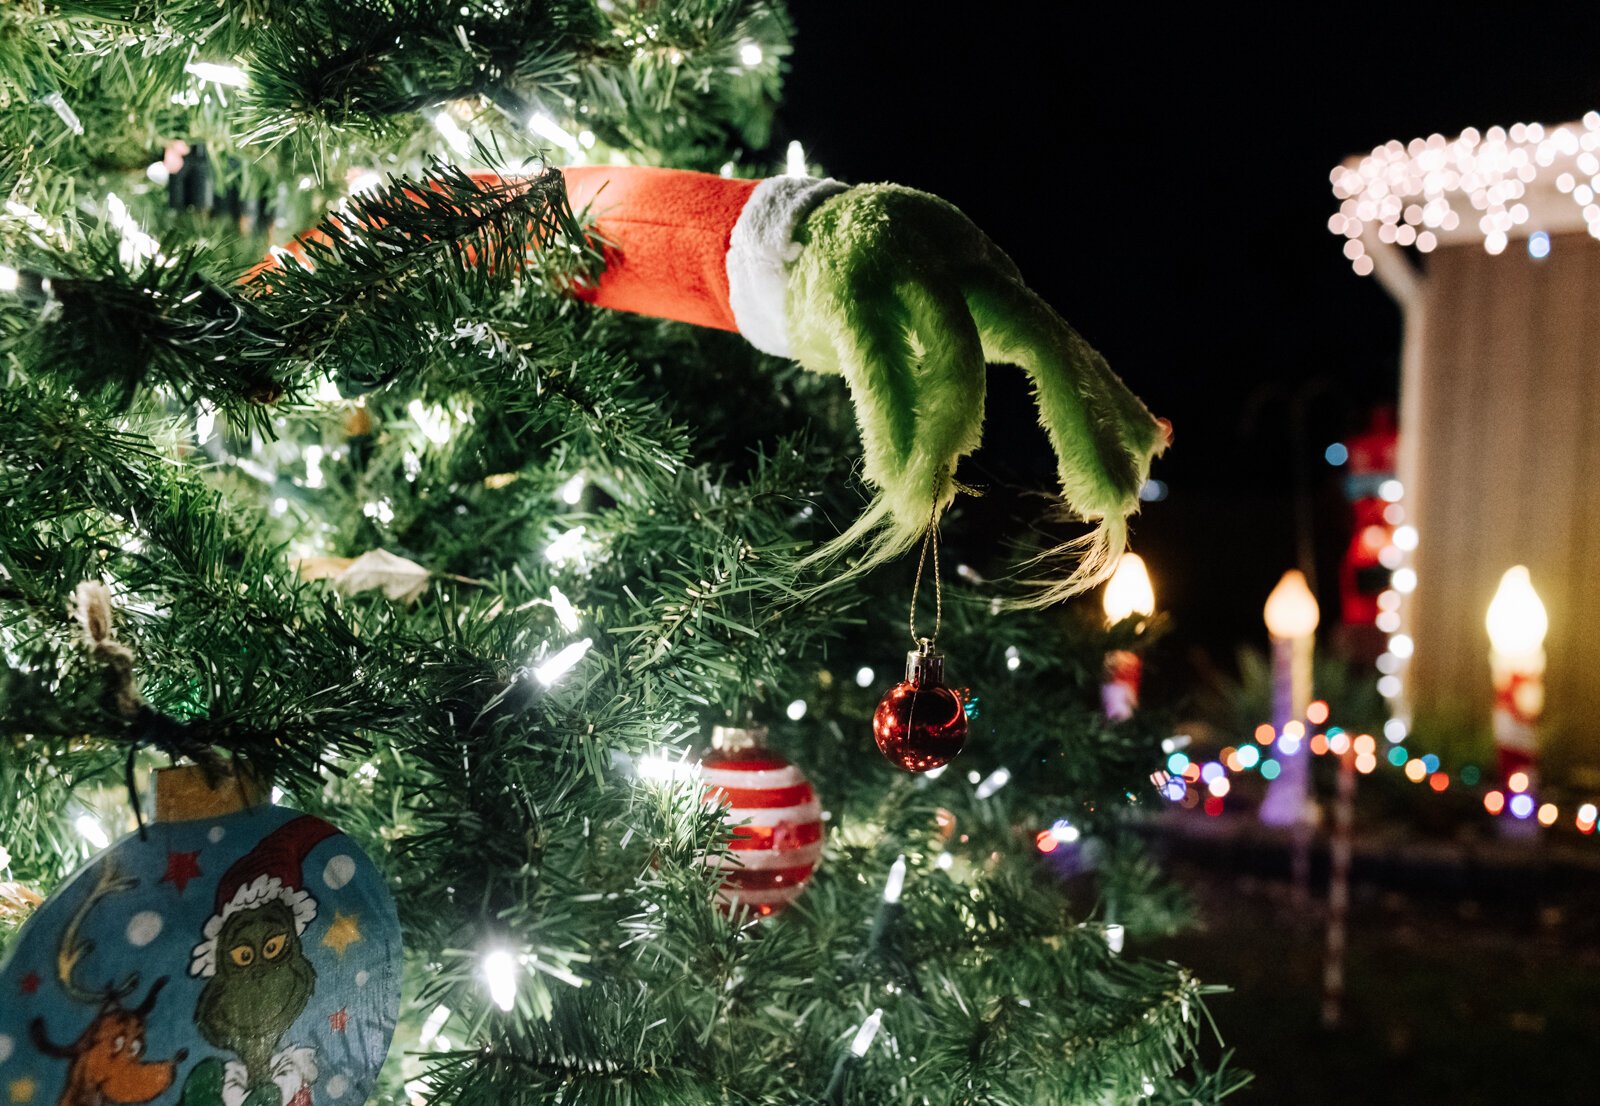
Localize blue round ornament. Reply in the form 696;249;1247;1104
0;802;400;1106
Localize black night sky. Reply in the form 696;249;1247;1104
783;4;1600;670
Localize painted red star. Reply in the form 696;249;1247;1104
328;1008;349;1033
20;970;40;995
160;850;203;895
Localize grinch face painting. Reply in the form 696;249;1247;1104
0;804;400;1106
193;901;316;1083
182;815;337;1106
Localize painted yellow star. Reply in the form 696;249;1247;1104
9;1076;36;1104
321;910;363;957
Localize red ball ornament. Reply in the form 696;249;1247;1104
700;726;823;916
873;642;968;772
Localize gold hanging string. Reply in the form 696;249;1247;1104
908;501;942;647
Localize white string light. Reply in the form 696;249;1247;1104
1331;116;1600;272
532;638;593;686
481;949;518;1012
849;1008;884;1057
548;586;580;633
185;62;248;87
557;473;586;505
974;767;1011;800
528;112;581;155
419;1004;451;1045
881;855;906;904
74;814;109;849
432;113;472;156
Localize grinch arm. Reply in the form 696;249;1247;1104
558;165;847;350
784;184;1168;598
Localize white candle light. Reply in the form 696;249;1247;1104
1101;553;1155;721
1487;566;1547;804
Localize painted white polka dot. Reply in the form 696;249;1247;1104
0;1032;14;1064
126;911;163;947
323;854;356;890
354;970;370;987
326;1075;348;1100
207;826;225;844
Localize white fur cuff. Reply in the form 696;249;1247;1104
726;175;847;357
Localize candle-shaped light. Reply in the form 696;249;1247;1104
1101;553;1155;721
1486;566;1546;802
1259;570;1320;830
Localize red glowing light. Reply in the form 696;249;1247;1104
1203;796;1224;817
1428;773;1448;792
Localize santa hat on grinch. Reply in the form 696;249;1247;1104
190;815;338;978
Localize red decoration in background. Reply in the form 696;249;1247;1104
873;644;968;772
1336;407;1400;648
700;729;823;916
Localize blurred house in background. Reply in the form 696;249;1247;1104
1334;119;1600;787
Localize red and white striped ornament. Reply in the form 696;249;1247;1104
700;726;823;916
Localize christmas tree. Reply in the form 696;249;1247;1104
0;4;1236;1103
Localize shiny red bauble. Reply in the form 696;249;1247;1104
872;644;968;772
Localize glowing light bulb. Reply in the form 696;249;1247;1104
558;473;586;505
548;586;580;633
75;814;109;850
738;42;764;67
636;749;694;783
849;1008;883;1056
185;61;248;87
527;112;580;154
1486;566;1548;661
482;949;517;1012
974;767;1011;800
854;666;875;688
0;265;17;292
432;113;471;156
1102;552;1155;625
882;855;907;904
533;638;593;686
420;1005;451;1045
785;699;807;721
1264;570;1319;638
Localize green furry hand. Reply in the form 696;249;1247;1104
784;184;1168;602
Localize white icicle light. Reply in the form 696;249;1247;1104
533;638;593;687
849;1008;884;1056
482;949;518;1012
882;855;907;904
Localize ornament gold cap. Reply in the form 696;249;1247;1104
154;763;265;823
710;724;768;753
904;639;946;687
